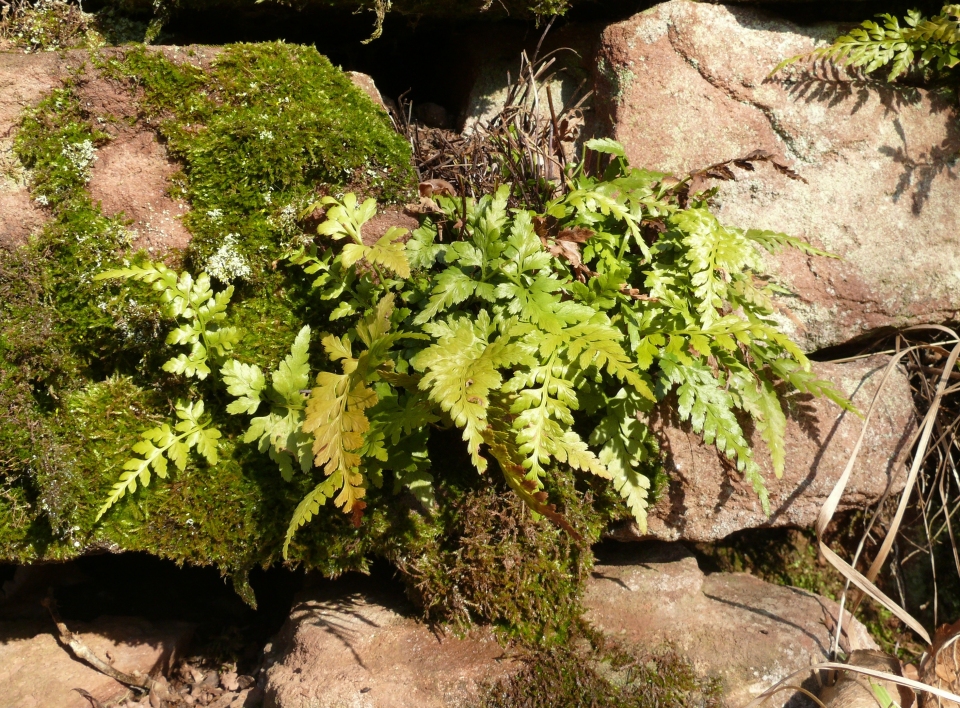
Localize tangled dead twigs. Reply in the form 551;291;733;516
393;20;590;211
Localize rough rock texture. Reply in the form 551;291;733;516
78;67;194;254
0;49;193;253
595;0;960;351
460;22;600;135
263;576;517;708
0;616;194;708
585;544;878;707
264;549;877;707
0;51;60;247
347;71;393;114
611;355;915;542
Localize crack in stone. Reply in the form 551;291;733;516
665;24;804;163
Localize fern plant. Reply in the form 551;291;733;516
96;140;852;558
93;261;239;518
774;4;960;81
94;261;241;379
96;399;220;520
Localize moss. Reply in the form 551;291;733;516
0;0;105;52
0;38;632;648
476;628;724;708
0;41;416;575
394;468;602;645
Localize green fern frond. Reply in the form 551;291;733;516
744;229;839;258
97;399;220;520
283;474;340;558
97;262;238;379
228;326;313;482
413;313;527;473
590;388;657;530
773;5;960;80
660;355;770;512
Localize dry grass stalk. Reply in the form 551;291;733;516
393;20;590;211
748;325;960;707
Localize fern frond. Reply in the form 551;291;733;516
97;399;220;520
341;226;411;278
729;368;788;478
589;388;657;530
504;351;608;481
413;313;525;472
744;229;839;258
282;474;340;558
232;327;313;481
313;193;378;242
673;208;758;327
660;355;770;513
770;358;861;415
97;262;239;379
561;321;656;401
481;413;584;540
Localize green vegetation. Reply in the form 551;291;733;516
0;0;153;51
776;3;960;82
0;35;851;644
95;141;850;572
0;42;415;577
476;629;723;708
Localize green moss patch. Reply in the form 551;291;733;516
0;41;604;642
476;630;723;708
0;41;418;576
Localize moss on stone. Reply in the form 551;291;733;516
0;38;632;648
394;465;604;645
476;628;724;708
0;41;417;575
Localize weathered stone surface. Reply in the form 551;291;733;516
0;49;194;253
595;1;960;351
585;544;877;707
461;22;600;136
0;616;194;708
265;549;877;707
0;51;60;247
347;71;392;114
263;577;517;708
609;355;915;543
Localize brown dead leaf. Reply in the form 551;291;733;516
404;196;443;217
557;227;594;244
533;214;559;239
688;149;807;192
419;179;456;198
545;239;583;267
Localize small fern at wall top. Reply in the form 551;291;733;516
96;140;852;557
775;4;960;81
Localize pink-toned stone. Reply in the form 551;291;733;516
263;579;517;708
609;355;915;542
87;129;192;254
347;71;392;114
0;51;63;247
595;1;960;351
585;544;877;707
0;616;194;708
0;48;195;254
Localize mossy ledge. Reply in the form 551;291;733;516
0;41;616;637
1;41;419;574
